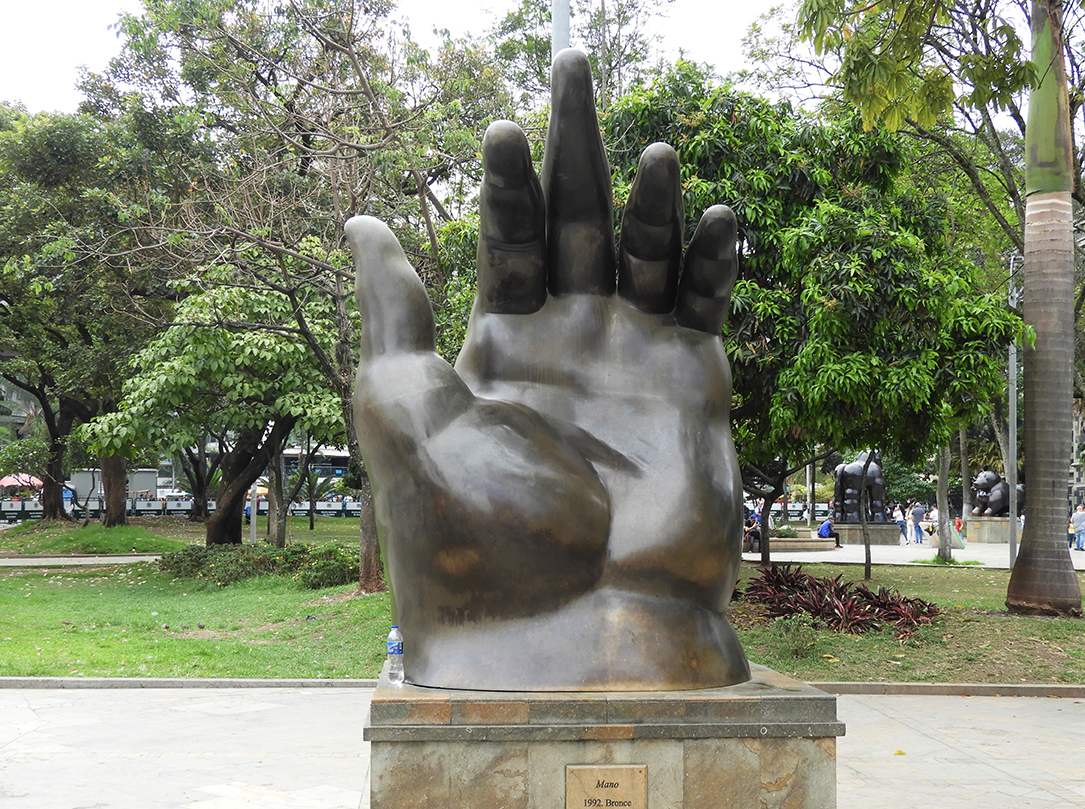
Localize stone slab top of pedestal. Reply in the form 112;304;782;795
363;664;844;743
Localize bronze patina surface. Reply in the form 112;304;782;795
346;49;749;691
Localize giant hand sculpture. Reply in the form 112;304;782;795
346;49;749;691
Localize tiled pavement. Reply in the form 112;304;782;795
0;684;1082;808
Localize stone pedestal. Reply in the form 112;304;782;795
364;663;843;809
966;517;1010;544
835;523;903;546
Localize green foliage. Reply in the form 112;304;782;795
288;469;339;505
604;62;1020;484
489;0;673;109
797;0;1032;130
83;285;342;458
771;527;800;538
0;436;50;480
434;215;481;363
770;614;824;660
159;540;356;589
293;542;360;589
885;472;936;506
922;556;982;566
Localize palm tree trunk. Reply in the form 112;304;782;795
1006;0;1081;616
1007;190;1082;614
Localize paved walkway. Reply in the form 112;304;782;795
0;554;161;567
3;541;1083;571
1;683;1082;808
744;539;1085;570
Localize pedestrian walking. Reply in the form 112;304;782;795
911;502;926;544
893;503;906;542
1071;505;1085;551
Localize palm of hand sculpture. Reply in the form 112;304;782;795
346;49;749;691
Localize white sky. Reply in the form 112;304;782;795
0;0;768;114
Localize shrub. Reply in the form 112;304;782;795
770;527;799;538
773;614;822;659
739;564;941;641
293;541;359;590
157;541;358;589
158;545;216;579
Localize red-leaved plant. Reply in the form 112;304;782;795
739;565;941;641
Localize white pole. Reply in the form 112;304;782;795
552;0;570;58
249;481;258;545
1008;255;1020;567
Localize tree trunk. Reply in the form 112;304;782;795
959;428;972;518
178;445;211;522
989;405;1012;477
758;485;786;568
1006;190;1082;615
101;453;128;528
205;418;296;546
937;443;953;562
357;468;384;591
269;445;287;549
39;402;76;522
1006;0;1082;616
858;451;876;581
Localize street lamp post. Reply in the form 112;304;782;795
552;0;570;58
1008;254;1021;567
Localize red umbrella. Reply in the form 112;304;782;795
0;474;43;487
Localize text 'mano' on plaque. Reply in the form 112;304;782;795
566;764;647;809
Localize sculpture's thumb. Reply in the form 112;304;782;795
345;216;437;359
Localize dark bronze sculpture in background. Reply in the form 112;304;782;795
345;49;749;691
971;470;1022;517
833;450;887;523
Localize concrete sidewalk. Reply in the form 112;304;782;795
0;554;161;567
1;684;1082;808
3;542;1081;571
745;539;1085;571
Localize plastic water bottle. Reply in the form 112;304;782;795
386;625;404;685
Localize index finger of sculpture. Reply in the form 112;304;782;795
617;142;683;313
674;205;739;335
541;49;616;296
345;215;436;358
476;120;547;314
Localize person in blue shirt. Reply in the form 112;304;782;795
818;516;842;548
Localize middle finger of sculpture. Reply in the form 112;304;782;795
347;49;749;691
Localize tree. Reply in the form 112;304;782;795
1006;0;1081;614
798;0;1081;614
0;106;182;523
490;0;674;108
96;0;512;586
84;285;342;546
603;63;1019;564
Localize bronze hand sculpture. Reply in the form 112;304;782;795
346;49;749;691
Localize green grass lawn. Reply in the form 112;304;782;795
735;562;1085;685
1;525;1083;684
0;562;389;678
0;521;190;555
0;514;362;556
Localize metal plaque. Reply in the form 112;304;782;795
566;764;647;809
